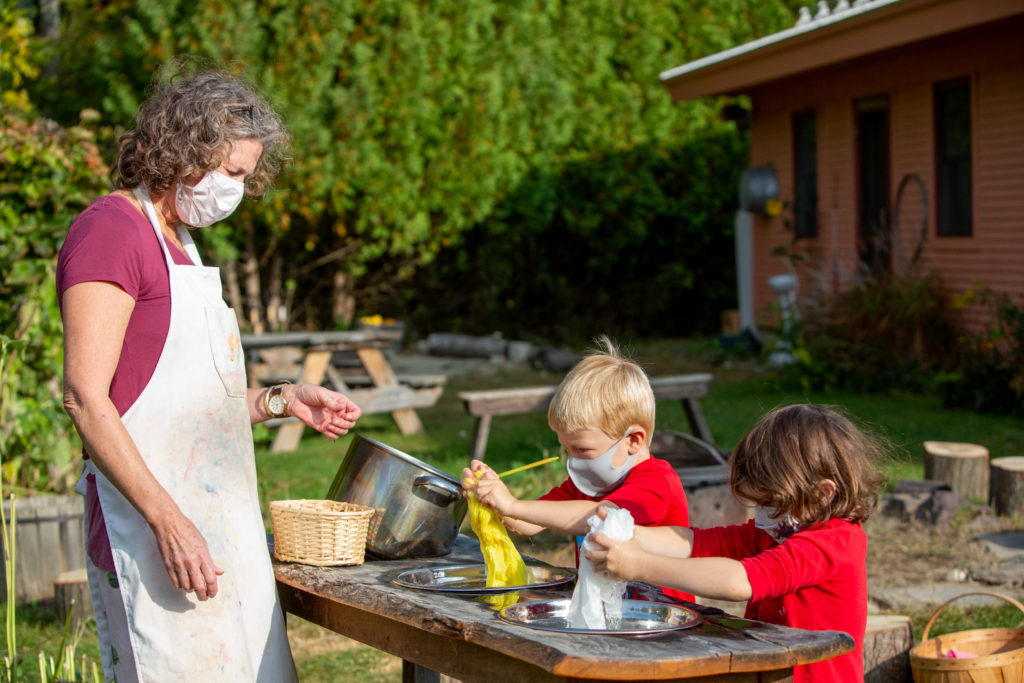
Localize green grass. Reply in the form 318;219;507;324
7;337;1024;681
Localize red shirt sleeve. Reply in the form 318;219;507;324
603;458;688;526
740;522;856;602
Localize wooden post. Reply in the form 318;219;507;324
54;568;92;630
923;441;989;501
990;456;1024;517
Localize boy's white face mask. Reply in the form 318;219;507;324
567;429;635;497
175;171;245;227
754;506;800;543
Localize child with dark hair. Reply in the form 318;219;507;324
587;404;888;682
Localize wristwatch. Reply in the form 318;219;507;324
264;383;290;419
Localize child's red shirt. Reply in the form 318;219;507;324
540;457;693;602
691;518;867;683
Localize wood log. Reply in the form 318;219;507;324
923;441;990;501
863;615;913;683
54;568;92;630
990;456;1024;517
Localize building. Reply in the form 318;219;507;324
660;0;1024;333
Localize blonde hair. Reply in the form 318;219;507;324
730;404;888;526
547;336;655;445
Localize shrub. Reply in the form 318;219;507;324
938;283;1024;416
0;109;110;493
780;270;960;393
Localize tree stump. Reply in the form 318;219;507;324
923;441;989;501
54;568;92;630
990;456;1024;516
864;614;913;683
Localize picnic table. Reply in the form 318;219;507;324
273;534;852;682
241;330;445;452
458;374;716;460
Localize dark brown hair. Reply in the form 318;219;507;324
113;66;290;198
730;404;887;525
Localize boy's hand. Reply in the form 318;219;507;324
586;532;646;583
461;459;494;494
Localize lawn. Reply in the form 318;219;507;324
4;337;1023;681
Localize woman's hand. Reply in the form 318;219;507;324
149;508;224;601
286;384;361;438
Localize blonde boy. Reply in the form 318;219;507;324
463;335;692;601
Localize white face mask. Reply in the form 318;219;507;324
754;506;800;544
566;429;635;497
174;171;245;227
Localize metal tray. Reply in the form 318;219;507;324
498;598;701;635
393;563;575;594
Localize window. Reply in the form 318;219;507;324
934;79;972;236
792;110;818;238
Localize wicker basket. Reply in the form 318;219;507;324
270;499;375;566
909;591;1024;683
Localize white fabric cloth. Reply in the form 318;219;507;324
566;508;635;629
77;188;296;682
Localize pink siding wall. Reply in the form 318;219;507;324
746;17;1024;332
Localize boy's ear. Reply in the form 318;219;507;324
626;425;647;452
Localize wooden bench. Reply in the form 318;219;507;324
241;331;445;451
458;373;715;460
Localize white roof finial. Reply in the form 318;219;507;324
815;0;832;20
796;6;813;26
834;0;851;11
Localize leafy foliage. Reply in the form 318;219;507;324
0;0;110;492
46;0;799;335
939;283;1024;415
777;271;959;394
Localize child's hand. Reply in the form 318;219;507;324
471;467;518;517
586;532;645;583
461;459;494;495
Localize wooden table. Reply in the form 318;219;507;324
458;374;717;461
274;535;852;682
241;331;445;452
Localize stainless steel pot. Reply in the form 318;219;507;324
326;433;467;559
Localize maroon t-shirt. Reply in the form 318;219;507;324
57;193;192;571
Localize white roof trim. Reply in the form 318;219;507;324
659;0;903;82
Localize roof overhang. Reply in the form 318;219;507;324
660;0;1024;100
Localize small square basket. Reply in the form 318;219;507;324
270;499;375;566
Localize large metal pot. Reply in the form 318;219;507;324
326;433;467;559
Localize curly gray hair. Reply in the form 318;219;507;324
113;69;291;197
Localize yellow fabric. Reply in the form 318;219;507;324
467;490;532;589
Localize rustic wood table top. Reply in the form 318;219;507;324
273;535;852;682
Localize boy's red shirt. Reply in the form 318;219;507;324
540;456;693;602
692;518;867;683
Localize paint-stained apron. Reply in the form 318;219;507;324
77;187;296;681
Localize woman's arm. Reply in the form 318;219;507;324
62;281;223;601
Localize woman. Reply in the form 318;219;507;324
58;68;360;681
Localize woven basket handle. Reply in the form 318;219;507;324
921;591;1024;641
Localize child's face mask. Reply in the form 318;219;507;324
754;506;799;543
566;429;635;497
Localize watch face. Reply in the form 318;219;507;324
268;393;287;417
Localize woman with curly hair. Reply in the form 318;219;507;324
57;67;360;681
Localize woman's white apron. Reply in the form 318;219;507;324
78;188;296;681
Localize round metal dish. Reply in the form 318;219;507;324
393;563;575;594
498;598;701;635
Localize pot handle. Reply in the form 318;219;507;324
413;474;462;506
